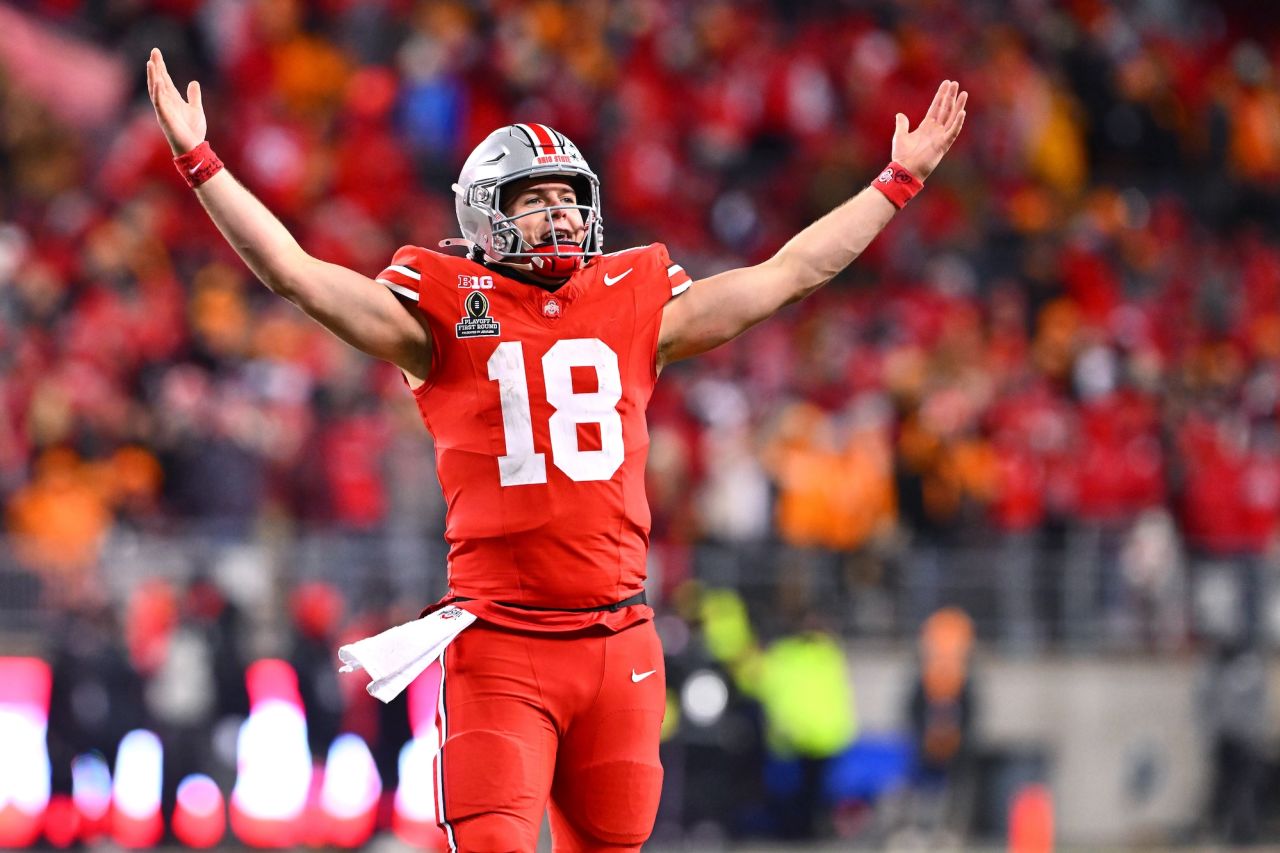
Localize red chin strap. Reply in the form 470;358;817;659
528;243;584;279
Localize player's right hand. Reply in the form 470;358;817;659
146;48;207;156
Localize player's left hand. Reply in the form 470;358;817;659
146;47;207;156
891;80;968;182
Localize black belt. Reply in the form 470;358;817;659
453;591;647;613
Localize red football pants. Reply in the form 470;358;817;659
434;620;666;852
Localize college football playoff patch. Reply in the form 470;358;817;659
456;291;501;338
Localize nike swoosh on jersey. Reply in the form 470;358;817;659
631;668;656;683
603;269;633;287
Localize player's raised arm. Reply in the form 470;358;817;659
657;80;967;367
145;48;431;379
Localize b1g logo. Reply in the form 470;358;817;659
457;274;494;290
456;291;501;338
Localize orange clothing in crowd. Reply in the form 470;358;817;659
768;404;896;551
6;450;111;580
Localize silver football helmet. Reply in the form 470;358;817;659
451;124;603;274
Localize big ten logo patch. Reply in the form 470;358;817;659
458;274;495;290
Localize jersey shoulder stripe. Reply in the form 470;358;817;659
377;246;501;304
387;264;421;280
376;278;421;301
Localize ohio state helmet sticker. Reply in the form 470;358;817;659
514;123;566;155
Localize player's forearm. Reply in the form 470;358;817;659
192;170;430;372
658;187;903;365
192;169;313;298
769;185;898;299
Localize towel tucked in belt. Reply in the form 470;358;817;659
337;605;476;702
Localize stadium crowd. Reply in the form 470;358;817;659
3;0;1280;656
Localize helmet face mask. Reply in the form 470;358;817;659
483;180;598;256
454;125;604;275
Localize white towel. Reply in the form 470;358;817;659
337;605;476;703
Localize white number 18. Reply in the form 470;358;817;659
486;338;625;486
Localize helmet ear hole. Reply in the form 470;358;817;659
568;175;593;207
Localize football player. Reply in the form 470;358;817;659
147;47;966;852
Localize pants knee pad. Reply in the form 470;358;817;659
562;759;663;846
448;813;535;853
441;730;532;818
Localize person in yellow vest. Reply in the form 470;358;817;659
756;613;857;840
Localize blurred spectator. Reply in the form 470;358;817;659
1118;508;1188;652
756;613;857;840
904;607;977;844
1061;385;1164;648
657;585;769;842
1179;412;1280;647
764;397;897;633
287;581;346;759
6;449;111;583
1197;637;1269;844
691;378;770;596
335;579;418;804
45;601;147;795
124;579;179;680
145;575;249;809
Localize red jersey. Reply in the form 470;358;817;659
376;244;693;631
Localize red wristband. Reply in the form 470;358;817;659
173;141;224;189
871;161;924;209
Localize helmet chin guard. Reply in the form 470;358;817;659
453;124;603;278
528;242;584;277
